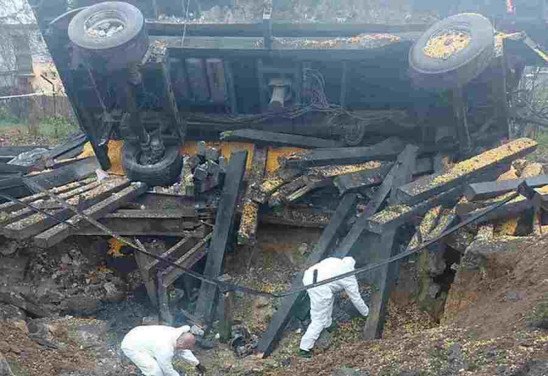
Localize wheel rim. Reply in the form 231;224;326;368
423;27;472;60
84;10;126;38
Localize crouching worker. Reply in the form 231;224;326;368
299;256;369;357
121;325;207;376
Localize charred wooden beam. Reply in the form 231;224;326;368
0;177;96;214
257;193;358;357
195;151;248;323
458;186;548;223
46;133;87;162
33;182;148;248
358;145;418;339
220;129;343;148
464;174;548;201
395;138;538;206
281;137;405;169
2;178;129;239
238;147;267;245
251;169;302;204
1;180;103;226
162;233;213;288
362;145;419;217
0;163;32;175
144;237;200;278
364;187;461;234
334;163;392;194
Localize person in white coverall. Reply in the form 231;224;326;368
299;257;369;355
121;325;206;376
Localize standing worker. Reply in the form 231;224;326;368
299;256;369;357
121;324;207;376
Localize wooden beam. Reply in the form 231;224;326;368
2;178;129;239
256;193;358;357
2;180;103;226
362;145;419;216
333;163;392;194
464;174;548;201
161;233;213;288
33;182;148;248
458;186;548;223
0;177;96;214
238;147;267;245
281;137;405;169
359;145;418;339
220;129;342;148
364;187;462;234
395;138;537;205
195;151;248;323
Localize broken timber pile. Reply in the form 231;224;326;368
256;137;546;355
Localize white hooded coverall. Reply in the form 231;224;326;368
121;325;200;376
300;257;369;351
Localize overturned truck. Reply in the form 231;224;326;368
29;0;547;186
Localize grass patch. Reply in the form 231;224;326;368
38;116;78;142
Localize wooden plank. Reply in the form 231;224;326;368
46;133;87;161
33;182;148;248
257;193;358;357
220;129;342;148
1;180;103;226
464;174;548;201
0;163;32;174
459;186;548;223
134;250;158;308
281;137;405;169
195;151;248;322
143;236;196;276
364;187;461;234
363;145;418;216
361;145;419;339
238;147;267;245
333;163;392;194
0;177;96;214
162;233;213;288
2;178;129;239
395;138;538;205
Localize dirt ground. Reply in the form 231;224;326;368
266;235;548;376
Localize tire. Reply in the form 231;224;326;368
341;120;366;146
409;13;495;90
68;1;149;71
122;143;183;187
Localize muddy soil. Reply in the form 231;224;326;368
270;235;548;376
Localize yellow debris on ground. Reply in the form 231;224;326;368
107;238;125;258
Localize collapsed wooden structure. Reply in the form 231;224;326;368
1;135;546;358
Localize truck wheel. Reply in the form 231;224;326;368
122;143;183;187
341;120;366;146
409;13;495;90
68;1;149;71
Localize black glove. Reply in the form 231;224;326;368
196;363;207;374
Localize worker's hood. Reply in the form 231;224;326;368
341;257;356;271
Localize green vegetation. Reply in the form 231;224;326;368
0;107;24;127
38;116;78;142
